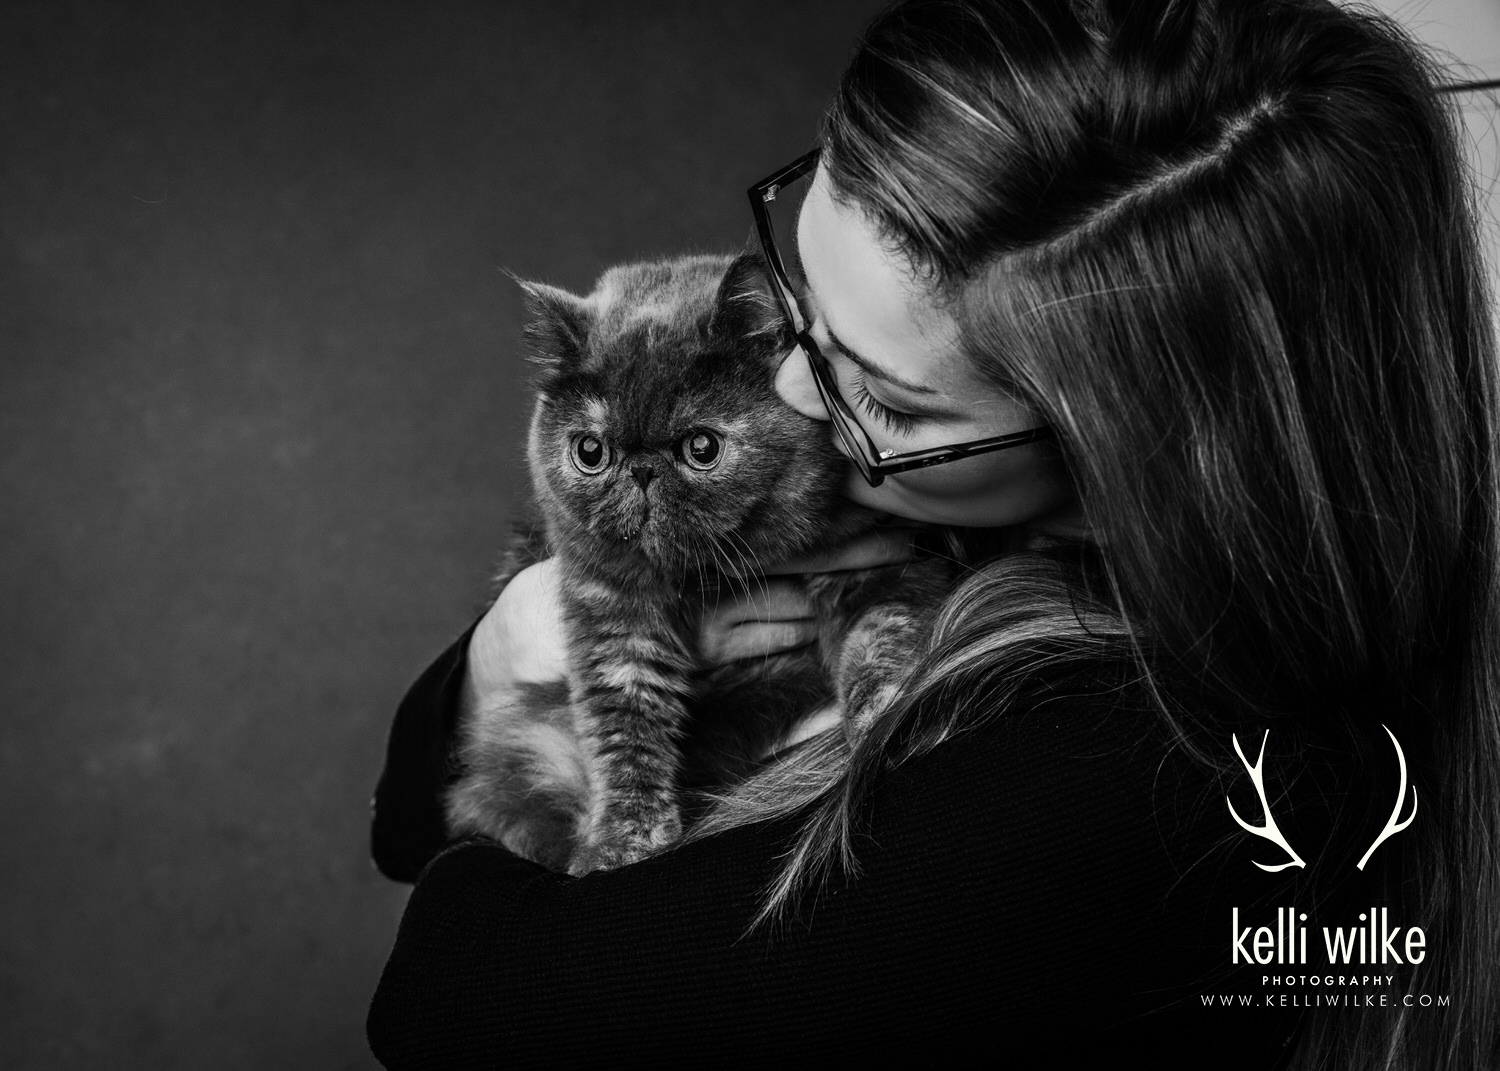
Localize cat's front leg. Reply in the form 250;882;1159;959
808;557;952;746
835;604;930;744
566;610;697;875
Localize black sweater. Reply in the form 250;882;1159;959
368;627;1348;1068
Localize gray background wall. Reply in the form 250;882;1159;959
0;2;878;1067
1;2;1495;1069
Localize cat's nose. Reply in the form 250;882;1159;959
631;465;655;491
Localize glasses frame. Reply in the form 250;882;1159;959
748;148;1052;488
746;77;1500;484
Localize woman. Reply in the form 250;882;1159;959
367;1;1500;1067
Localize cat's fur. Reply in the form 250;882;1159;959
444;253;953;874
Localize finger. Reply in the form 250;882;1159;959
701;579;814;626
705;619;819;665
765;527;920;575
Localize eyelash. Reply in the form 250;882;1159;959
850;369;918;435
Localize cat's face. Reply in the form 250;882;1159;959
522;254;852;573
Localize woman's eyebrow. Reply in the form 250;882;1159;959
823;325;940;396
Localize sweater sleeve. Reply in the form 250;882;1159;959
369;623;478;883
367;652;1305;1068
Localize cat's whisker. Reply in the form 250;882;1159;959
562;543;596;592
911;529;981;577
716;537;770;615
717;533;802;672
694;536;739;631
703;536;771;655
708;533;742;579
684;531;715;602
714;542;752;596
690;531;725;583
721;530;772;605
678;527;733;657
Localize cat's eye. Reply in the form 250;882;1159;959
679;429;723;471
571;434;611;475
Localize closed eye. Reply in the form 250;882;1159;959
850;370;918;436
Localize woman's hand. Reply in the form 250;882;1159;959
463;559;570;715
764;525;921;575
701;526;919;664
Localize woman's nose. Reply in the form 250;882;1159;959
774;344;831;421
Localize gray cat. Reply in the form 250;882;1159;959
444;253;953;875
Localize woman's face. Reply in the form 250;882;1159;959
773;165;1084;533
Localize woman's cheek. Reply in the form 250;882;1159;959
840;467;888;511
838;447;1078;528
838;464;985;524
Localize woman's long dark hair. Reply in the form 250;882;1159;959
698;2;1500;1065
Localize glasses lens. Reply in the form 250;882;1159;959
802;338;877;484
761;169;812;329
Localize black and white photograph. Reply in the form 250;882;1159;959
5;1;1500;1067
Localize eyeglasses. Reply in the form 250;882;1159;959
747;148;1052;487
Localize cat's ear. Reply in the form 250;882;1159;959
513;276;592;367
709;252;789;346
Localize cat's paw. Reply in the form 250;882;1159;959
837;606;919;744
842;687;900;746
567;816;682;876
566;840;637;876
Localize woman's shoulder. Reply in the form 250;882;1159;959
876;647;1236;879
888;640;1325;886
370;641;1308;1066
785;649;1306;1056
